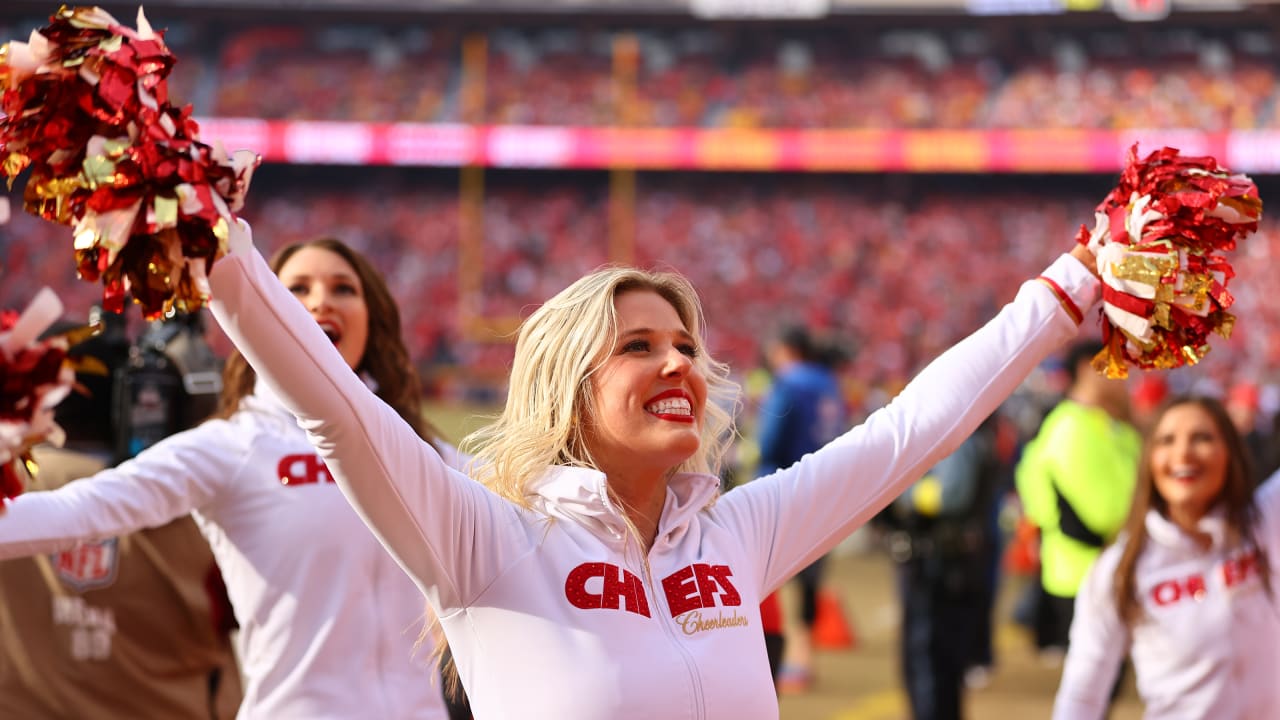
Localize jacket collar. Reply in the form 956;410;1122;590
527;465;720;551
1145;504;1229;553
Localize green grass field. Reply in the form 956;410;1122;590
424;401;501;444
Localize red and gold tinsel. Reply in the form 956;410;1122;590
0;5;258;319
1076;145;1263;378
0;288;75;501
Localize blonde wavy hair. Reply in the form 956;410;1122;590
462;265;740;505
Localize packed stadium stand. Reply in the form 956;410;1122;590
5;10;1277;128
203;22;1279;129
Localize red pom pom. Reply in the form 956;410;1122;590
1079;145;1263;378
0;288;74;500
0;6;258;319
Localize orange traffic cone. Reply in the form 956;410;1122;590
811;588;856;650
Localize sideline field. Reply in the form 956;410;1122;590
777;547;1143;720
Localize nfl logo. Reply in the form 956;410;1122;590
51;539;120;592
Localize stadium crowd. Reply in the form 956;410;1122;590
1;14;1276;129
4;174;1277;405
159;21;1280;129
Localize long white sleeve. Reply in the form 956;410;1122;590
0;423;241;558
716;253;1100;591
1053;547;1129;720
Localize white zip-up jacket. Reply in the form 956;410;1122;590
0;385;456;720
209;240;1099;720
1054;474;1280;720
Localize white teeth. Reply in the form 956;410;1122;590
318;322;340;344
1172;467;1198;478
646;397;691;416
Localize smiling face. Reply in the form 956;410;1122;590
277;246;370;370
1149;403;1230;526
583;289;708;480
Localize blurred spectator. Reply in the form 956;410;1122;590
1014;340;1140;662
887;413;1008;720
1226;381;1275;486
1130;374;1170;433
753;324;849;694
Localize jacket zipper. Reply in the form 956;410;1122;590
640;544;705;720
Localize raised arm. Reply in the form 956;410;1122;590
721;250;1101;591
206;224;521;611
0;425;237;558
